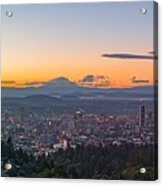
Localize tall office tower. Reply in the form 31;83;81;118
139;105;146;127
74;110;83;129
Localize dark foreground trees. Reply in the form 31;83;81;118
1;140;157;180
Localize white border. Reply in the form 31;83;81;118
0;0;158;4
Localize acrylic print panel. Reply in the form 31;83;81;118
1;1;158;180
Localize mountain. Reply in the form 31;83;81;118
45;77;76;88
1;77;155;98
2;94;61;108
2;77;81;97
41;77;81;93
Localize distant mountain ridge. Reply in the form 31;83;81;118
1;76;155;98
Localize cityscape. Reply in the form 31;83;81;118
1;104;155;156
1;1;157;180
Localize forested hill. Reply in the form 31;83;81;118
1;140;157;180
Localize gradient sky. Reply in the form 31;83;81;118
1;1;155;88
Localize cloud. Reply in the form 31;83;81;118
23;81;46;86
131;76;149;84
80;75;95;83
78;75;110;88
14;81;46;87
102;52;158;60
2;80;46;87
148;51;157;55
2;80;16;84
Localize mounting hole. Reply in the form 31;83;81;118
140;8;147;14
5;163;12;170
140;167;146;174
6;11;13;17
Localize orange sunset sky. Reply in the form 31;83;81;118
1;2;155;88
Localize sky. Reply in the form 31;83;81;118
1;1;156;88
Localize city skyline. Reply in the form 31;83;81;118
1;2;158;180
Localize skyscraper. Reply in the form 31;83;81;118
139;105;146;127
74;110;83;129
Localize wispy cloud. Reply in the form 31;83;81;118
2;80;16;84
23;81;46;86
131;76;149;84
102;52;158;60
15;81;46;87
2;80;46;87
